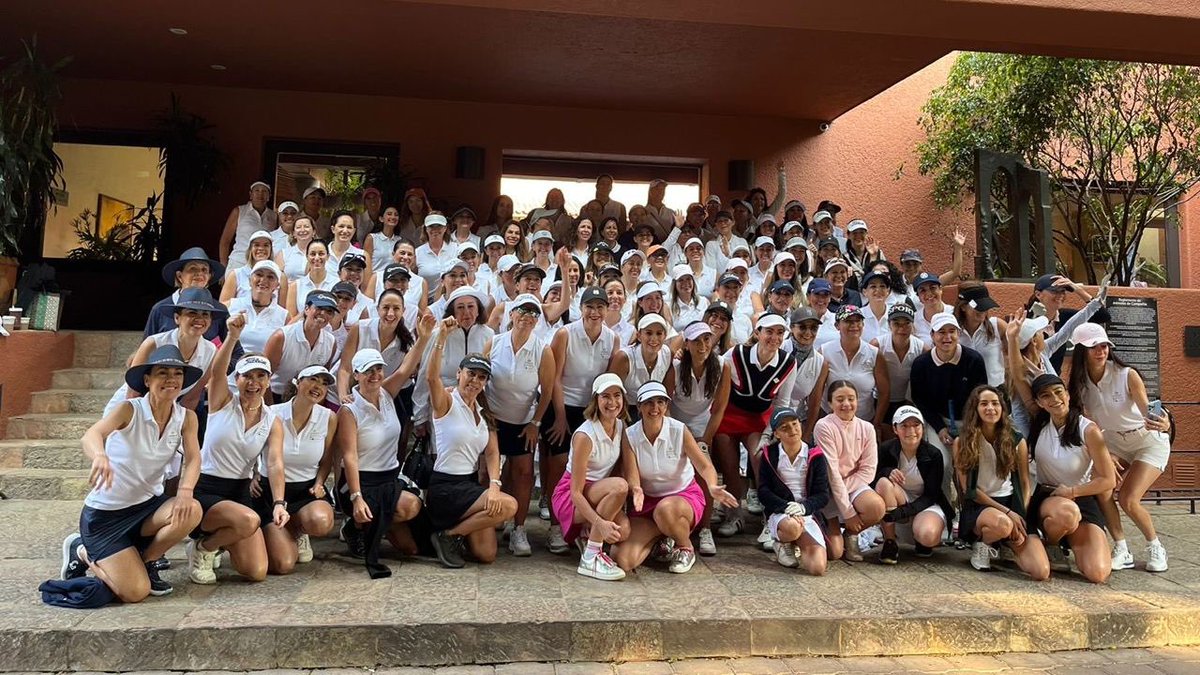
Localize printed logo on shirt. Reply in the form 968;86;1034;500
166;430;182;452
664;443;681;461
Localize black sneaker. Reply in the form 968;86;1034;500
150;555;171;571
61;533;88;580
430;531;466;569
878;539;900;565
341;519;365;558
914;543;934;558
144;562;173;596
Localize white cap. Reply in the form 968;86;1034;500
756;213;777;225
1018;315;1051;348
1071;322;1114;349
725;258;749;272
484;234;505;248
457;241;480;255
823;259;850;273
637;381;670;403
847;219;868;233
672;264;694;279
276;201;299;213
531;230;554;243
813;210;833;223
682;321;713;341
772;252;796;267
249;229;273;243
424;214;448;228
509;293;542;313
784;237;806;250
683;237;704;250
783;200;805;212
930;312;960;333
497;254;522;273
754;236;776;249
892;405;924;425
352;348;386;373
295;365;335;385
302;186;325;199
637;313;668;331
755;314;788;331
235;354;272;376
730;242;751;255
636;282;665;300
447;285;487;308
249;260;281;278
705;194;722;205
621;250;646;265
782;220;802;233
250;181;271;191
591;372;626;395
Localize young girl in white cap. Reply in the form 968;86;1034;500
615;382;736;575
757;407;830;575
872;405;954;565
186;314;285;586
610;313;675;420
1067;323;1171;572
552;373;631;581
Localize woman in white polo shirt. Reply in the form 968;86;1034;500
610;313;675;420
415;212;459;293
219;230;282;307
264;290;338;400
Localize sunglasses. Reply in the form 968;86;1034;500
515;306;541;317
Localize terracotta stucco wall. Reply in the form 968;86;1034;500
0;331;74;438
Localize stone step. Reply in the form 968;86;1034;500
4;414;96;440
0;467;90;500
50;368;124;391
29;389;113;414
0;440;88;469
70;330;145;369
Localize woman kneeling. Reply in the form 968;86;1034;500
757;408;830;576
614;382;737;574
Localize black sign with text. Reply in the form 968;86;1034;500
1104;296;1161;399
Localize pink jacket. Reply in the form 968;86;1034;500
813;414;878;520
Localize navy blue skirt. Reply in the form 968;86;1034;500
80;493;170;563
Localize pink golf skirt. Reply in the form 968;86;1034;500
717;406;771;437
630;480;706;530
551;472;595;543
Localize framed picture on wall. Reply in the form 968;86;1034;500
97;194;135;235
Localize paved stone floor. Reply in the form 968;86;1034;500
37;646;1200;673
4;500;1200;670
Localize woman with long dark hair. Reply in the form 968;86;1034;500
397;188;431;244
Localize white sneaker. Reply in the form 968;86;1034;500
745;489;763;515
211;548;222;569
716;514;744;537
547;524;570;554
758;523;774;551
697;528;717;556
509;526;532;557
773;541;800;568
577;551;625;581
538;496;550;521
1146;541;1169;572
296;534;313;564
1111;543;1134;571
187;539;218;584
668;548;697;574
970;541;996;571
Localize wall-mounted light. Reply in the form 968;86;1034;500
169;28;188;35
210;64;226;71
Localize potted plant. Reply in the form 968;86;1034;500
0;38;68;310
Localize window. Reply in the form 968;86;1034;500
1050;190;1181;287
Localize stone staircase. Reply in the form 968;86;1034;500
0;331;142;501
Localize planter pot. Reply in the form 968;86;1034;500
0;256;18;312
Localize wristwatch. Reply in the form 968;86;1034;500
349;491;363;502
273;499;288;509
529;419;542;427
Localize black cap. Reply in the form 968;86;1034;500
580;286;607;306
790;307;820;325
958;284;1000;312
338;252;367;270
714;210;733;222
1034;274;1071;292
451;205;476;220
771;407;800;430
817;200;842;214
1031;373;1065;396
769;280;795;295
597;264;622;279
590;241;613;254
458;353;492;376
888;303;916;321
912;272;941;290
704;300;734;318
383;263;412;280
517;263;547;280
861;270;891;289
332;281;359;298
817;237;840;251
305;290;339;311
718;273;743;287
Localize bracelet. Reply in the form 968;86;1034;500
489;479;502;486
349;491;363;502
434;342;447;350
1004;508;1011;515
529;419;542;427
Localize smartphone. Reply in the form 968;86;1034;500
1030;301;1048;319
1148;400;1165;421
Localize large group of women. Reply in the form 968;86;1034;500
56;171;1175;604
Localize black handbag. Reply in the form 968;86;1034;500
400;433;435;489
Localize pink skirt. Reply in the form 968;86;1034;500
551;472;594;543
630;480;706;530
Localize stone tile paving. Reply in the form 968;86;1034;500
4;500;1200;670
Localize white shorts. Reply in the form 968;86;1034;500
767;512;826;548
894;504;946;545
1104;428;1170;472
820;485;873;521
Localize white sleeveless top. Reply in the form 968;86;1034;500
1035;417;1096;488
960;317;1005;387
201;395;275;479
486;331;545;424
280;243;308;281
671;296;710;332
976;437;1014;498
561;321;617;407
620;343;672;394
1081;362;1146;433
325;243;368;277
431;389;491;475
627;417;693;497
104;329;217;416
229;203;273;272
226;298;288;391
368;232;402;273
671;359;716;438
346;388;402;473
819;340;879;419
270;321;336;395
569;418;624;482
270;401;332;482
85;397;185;510
373;274;427;311
358;318;408;375
877;335;924;403
295;273;336;307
